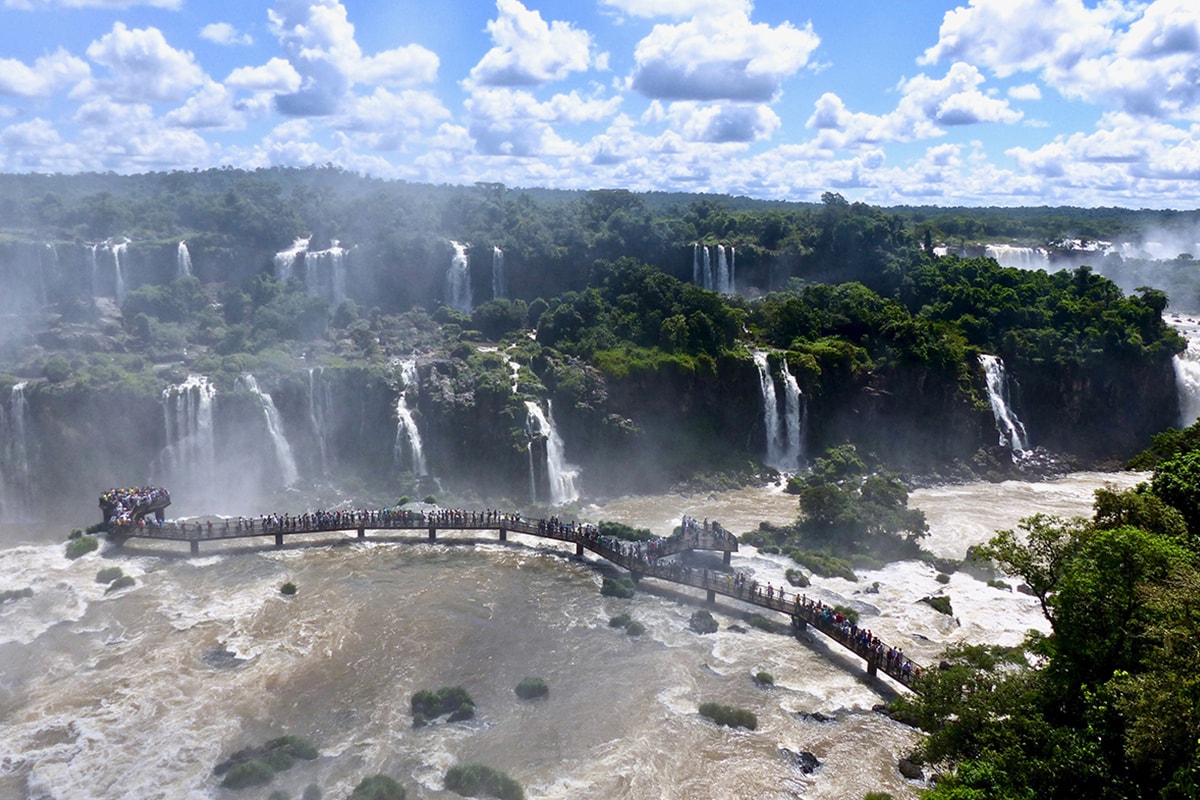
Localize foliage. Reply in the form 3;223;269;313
699;702;758;730
624;620;645;636
923;596;953;616
514;677;548;700
832;604;859;625
789;550;857;581
784;568;809;587
608;613;632;628
66;535;99;559
220;759;275;790
95;566;124;583
347;775;406;800
411;686;475;724
601;576;636;598
598;521;656;541
444;763;525;800
1151;450;1200;541
280;581;298;596
104;575;135;593
753;671;774;686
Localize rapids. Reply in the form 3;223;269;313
0;471;1143;799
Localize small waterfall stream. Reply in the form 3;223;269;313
393;360;427;476
525;400;580;505
307;368;333;475
446;241;472;313
754;351;803;471
1;382;33;517
159;376;217;496
240;374;299;487
692;243;736;293
1168;314;1200;427
274;236;310;284
176;241;192;279
111;240;128;306
979;354;1030;452
492;246;507;299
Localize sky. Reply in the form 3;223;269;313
1;0;1200;208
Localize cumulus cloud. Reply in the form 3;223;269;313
164;80;245;130
1;117;61;148
335;87;450;135
465;87;615;156
200;23;253;46
226;58;302;94
84;23;205;104
922;0;1200;119
469;0;598;87
356;46;439;88
602;0;750;20
629;9;820;102
1008;83;1043;101
662;101;778;143
0;48;89;97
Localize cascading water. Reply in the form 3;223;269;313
176;241;192;279
158;376;217;499
393;360;427;476
307;367;333;475
88;244;100;298
239;374;299;487
525;400;580;505
492;245;507;299
111;240;128;305
273;236;310;284
1;382;34;518
693;244;735;293
979;354;1030;452
984;245;1051;271
716;245;735;294
1168;314;1200;426
307;240;347;306
446;241;472;313
754;352;803;472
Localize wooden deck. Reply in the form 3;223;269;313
108;509;921;690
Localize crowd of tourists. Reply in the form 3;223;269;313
797;596;921;682
100;486;170;526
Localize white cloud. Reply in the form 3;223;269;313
663;101;779;143
1;117;60;148
0;48;89;97
200;23;253;47
601;0;750;20
84;23;205;104
1008;83;1043;101
226;58;302;93
336;87;450;135
73;96;152;127
629;9;820;102
356;46;439;88
268;0;362;116
164;80;245;130
469;0;598;88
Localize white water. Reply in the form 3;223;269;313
979;354;1030;452
492;245;507;300
111;240;128;306
693;244;735;294
177;241;192;279
308;240;347;306
780;359;805;471
446;241;472;314
274;236;311;284
754;351;803;471
394;360;427;476
1168;313;1200;426
984;245;1051;271
525;400;580;505
239;374;299;487
158;376;217;506
307;368;332;475
88;244;100;298
1;382;33;518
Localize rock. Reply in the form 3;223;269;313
779;748;821;774
727;624;748;634
689;609;719;634
898;758;925;780
797;711;835;723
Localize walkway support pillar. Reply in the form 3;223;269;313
867;659;878;677
428;526;436;542
357;526;365;539
499;527;507;542
575;542;583;557
723;551;731;565
275;532;284;548
706;589;716;604
190;540;200;556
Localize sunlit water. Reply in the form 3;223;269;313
0;471;1143;799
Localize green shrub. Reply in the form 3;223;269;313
68;528;84;540
832;604;859;626
599;521;655;541
105;575;136;594
96;567;124;584
987;579;1010;590
411;686;475;723
784;568;809;588
924;595;953;616
397;496;413;506
698;702;757;730
864;793;896;800
444;763;524;800
423;495;437;504
754;671;774;686
625;620;645;636
221;759;275;789
790;549;857;581
601;576;635;598
348;774;405;800
515;677;548;700
280;581;298;596
66;536;99;559
743;613;777;633
935;572;951;584
608;613;632;628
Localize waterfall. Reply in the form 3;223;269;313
111;240;127;305
985;245;1051;271
446;241;472;313
754;351;803;471
525;400;580;505
393;360;427;476
307;367;333;475
89;244;100;298
274;236;310;284
979;354;1030;452
177;241;192;279
308;240;347;305
716;245;732;294
239;374;299;486
40;243;54;306
1170;315;1200;426
492;246;507;299
1;382;34;517
693;244;735;293
159;375;217;496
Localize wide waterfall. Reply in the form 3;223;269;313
492;245;507;299
1168;314;1200;426
446;241;472;313
307;367;333;475
111;240;128;306
239;374;299;487
692;243;735;293
176;240;192;279
158;376;217;501
979;354;1030;452
753;351;804;472
984;245;1051;271
393;360;427;476
307;240;347;306
274;236;311;284
525;399;580;505
0;382;33;518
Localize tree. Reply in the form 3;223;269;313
979;514;1091;623
1152;450;1200;539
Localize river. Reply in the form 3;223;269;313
0;470;1144;800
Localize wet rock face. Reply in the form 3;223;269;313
779;748;821;774
898;757;925;780
689;609;719;634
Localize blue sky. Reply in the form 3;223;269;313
2;0;1199;208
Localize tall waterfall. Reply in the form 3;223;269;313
159;376;217;497
692;243;736;293
754;352;804;472
1;382;34;518
177;240;192;279
1169;315;1200;426
89;244;101;298
307;367;333;475
492;246;507;299
274;236;310;284
393;360;427;476
525;400;580;505
111;240;128;305
979;354;1030;452
446;241;472;313
308;240;347;306
984;245;1051;271
239;374;299;486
